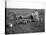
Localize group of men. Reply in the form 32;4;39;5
15;10;41;24
7;10;43;27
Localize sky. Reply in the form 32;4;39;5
6;0;45;9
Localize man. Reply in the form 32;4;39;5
31;11;39;21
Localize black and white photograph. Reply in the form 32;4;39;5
5;0;45;34
5;8;45;34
